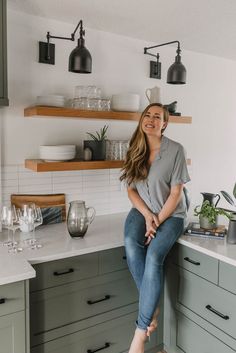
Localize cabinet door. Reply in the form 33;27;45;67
0;311;26;353
0;0;9;106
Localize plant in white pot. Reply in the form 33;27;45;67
194;200;231;230
84;125;108;161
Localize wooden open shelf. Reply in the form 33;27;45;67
25;159;191;172
24;106;192;124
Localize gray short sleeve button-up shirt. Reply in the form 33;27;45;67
133;136;190;219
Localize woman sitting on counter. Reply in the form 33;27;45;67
120;103;190;353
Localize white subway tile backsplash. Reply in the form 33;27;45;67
53;183;83;194
52;171;82;177
18;185;53;193
52;175;83;184
2;165;18;173
1;165;130;215
2;179;18;187
82;169;109;176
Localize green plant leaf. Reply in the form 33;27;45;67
220;190;235;206
233;182;236;199
194;200;231;223
87;125;109;141
86;132;99;141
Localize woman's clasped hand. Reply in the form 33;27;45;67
144;212;160;245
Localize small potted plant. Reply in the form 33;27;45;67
194;200;231;230
83;125;108;161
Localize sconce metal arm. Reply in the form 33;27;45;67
144;40;181;54
46;20;84;60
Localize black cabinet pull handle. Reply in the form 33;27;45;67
0;298;6;304
184;257;200;266
87;342;110;353
206;305;229;320
122;255;127;260
87;295;111;305
53;268;74;276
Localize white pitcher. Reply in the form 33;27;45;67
145;86;161;104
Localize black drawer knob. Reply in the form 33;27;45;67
87;342;110;353
184;257;200;266
53;268;74;276
206;304;229;320
87;295;111;305
0;298;6;304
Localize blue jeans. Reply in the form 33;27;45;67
124;208;184;330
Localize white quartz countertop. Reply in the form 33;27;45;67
1;212;236;286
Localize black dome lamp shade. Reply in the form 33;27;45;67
167;45;186;84
144;40;186;84
69;37;92;73
39;20;92;74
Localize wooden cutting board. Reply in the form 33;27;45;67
11;194;66;223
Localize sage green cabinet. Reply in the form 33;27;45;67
0;0;9;106
30;247;164;353
0;281;28;353
164;244;236;353
0;311;26;353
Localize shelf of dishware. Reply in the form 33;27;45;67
24;158;191;172
24;106;192;124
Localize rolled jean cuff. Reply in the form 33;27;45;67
135;319;148;331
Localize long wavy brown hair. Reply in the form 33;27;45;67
120;103;169;186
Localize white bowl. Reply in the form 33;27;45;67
39;145;76;160
111;94;140;112
36;95;66;107
40;145;76;153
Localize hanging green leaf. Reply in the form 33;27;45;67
220;190;235;206
233;182;236;199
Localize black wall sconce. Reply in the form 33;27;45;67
39;20;92;73
144;40;186;84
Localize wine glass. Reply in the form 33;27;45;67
1;205;22;253
21;204;43;250
31;206;43;249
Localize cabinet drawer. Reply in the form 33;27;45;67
219;261;236;294
176;312;234;353
178;268;236;339
30;271;138;342
31;311;158;353
173;243;218;283
99;247;127;274
0;281;25;317
30;253;99;291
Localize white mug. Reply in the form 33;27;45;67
145;86;161;104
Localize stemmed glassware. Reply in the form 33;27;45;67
18;204;43;250
0;205;22;253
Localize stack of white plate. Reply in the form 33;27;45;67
111;94;140;112
36;95;66;107
39;145;76;162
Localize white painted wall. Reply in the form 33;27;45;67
1;9;236;219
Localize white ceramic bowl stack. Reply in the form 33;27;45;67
111;94;140;112
39;145;76;162
36;95;66;107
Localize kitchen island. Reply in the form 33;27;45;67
0;212;236;352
